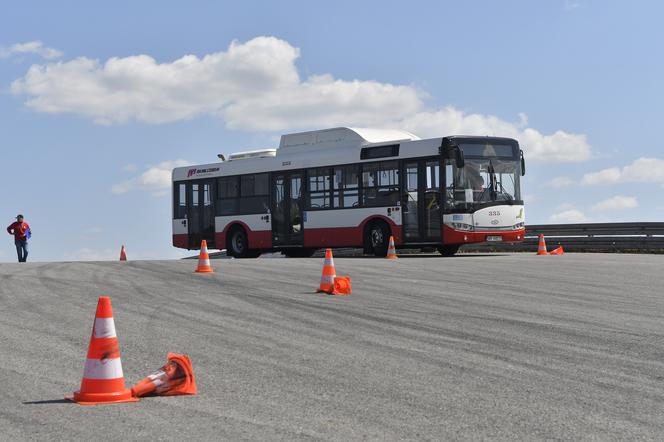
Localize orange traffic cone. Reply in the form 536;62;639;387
549;246;564;255
332;276;352;296
66;296;138;405
195;239;213;273
386;236;398;260
119;245;127;261
316;248;337;293
131;353;197;398
537;234;548;255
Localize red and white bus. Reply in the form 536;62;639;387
172;127;526;257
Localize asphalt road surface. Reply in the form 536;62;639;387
1;253;663;441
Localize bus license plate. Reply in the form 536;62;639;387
486;235;502;242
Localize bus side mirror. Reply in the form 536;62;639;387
455;147;465;168
520;150;526;176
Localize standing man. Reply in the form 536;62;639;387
7;214;31;262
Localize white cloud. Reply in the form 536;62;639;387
12;36;592;162
112;159;191;196
522;193;540;204
550;209;587;223
546;176;575;188
564;0;581;11
581;157;664;186
0;41;62;60
591;196;638;211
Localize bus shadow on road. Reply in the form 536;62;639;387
337;254;508;259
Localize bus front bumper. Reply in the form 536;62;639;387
443;226;526;245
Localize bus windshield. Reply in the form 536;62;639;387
446;157;521;210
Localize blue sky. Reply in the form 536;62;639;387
1;0;663;262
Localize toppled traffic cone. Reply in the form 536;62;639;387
332;276;352;295
131;353;197;398
549;246;564;255
66;296;138;405
195;239;213;273
386;235;398;260
536;234;548;255
316;248;336;293
119;245;127;261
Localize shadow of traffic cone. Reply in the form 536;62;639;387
386;236;398;260
131;353;197;398
195;240;213;273
119;245;127;261
66;296;138;405
537;234;548;255
549;246;564;255
316;248;336;293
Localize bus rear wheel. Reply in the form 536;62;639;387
437;245;460;257
367;220;390;257
227;227;260;258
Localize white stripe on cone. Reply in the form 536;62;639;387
93;318;117;339
320;275;335;284
83;357;124;379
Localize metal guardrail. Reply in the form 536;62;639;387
465;222;664;253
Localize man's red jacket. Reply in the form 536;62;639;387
7;222;30;241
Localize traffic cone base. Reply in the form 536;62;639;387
316;248;336;293
386;236;398;260
536;234;548;255
131;353;197;398
195;239;214;273
68;388;138;405
67;296;138;405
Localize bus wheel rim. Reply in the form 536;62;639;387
371;227;383;246
233;232;245;253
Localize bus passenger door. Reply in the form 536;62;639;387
402;159;442;243
187;180;216;249
271;172;304;247
423;159;442;241
402;162;420;241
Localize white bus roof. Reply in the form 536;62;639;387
279;127;420;152
173;127;439;181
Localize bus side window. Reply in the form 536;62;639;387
240;173;269;214
333;165;359;208
307;167;331;209
217;176;239;215
363;161;399;207
174;182;187;218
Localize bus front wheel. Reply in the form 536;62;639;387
437;245;460;257
227;227;260;258
367;221;390;257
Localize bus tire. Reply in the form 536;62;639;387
227;226;257;258
437;245;460;257
367;220;390;257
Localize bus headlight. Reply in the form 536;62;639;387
513;222;525;230
445;222;475;231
